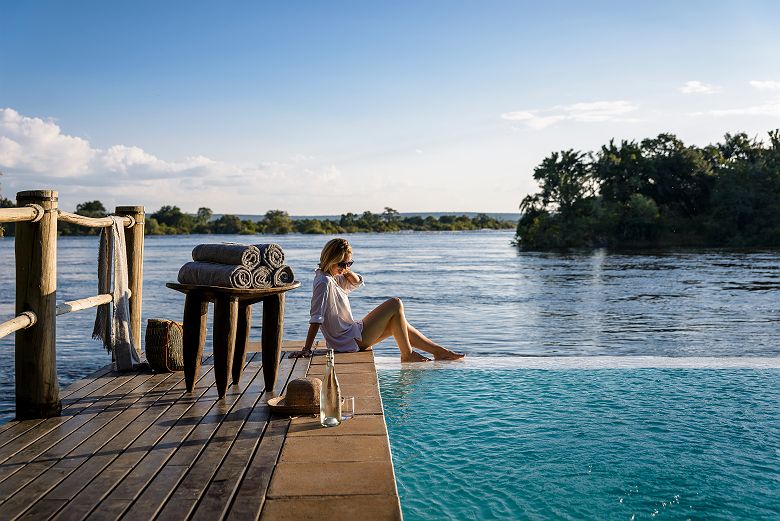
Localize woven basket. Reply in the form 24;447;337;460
145;319;184;372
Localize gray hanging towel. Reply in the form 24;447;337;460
93;216;145;371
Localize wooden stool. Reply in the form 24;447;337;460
166;282;300;398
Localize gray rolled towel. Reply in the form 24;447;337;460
178;261;253;289
252;266;272;289
192;243;261;269
272;265;295;287
255;243;285;269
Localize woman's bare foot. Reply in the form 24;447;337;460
401;351;432;363
434;349;465;361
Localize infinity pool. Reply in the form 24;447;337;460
378;362;780;520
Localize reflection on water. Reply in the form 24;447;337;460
1;231;779;422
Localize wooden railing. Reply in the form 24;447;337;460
0;190;145;420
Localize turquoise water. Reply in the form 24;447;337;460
379;365;780;520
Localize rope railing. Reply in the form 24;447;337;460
55;291;132;316
0;206;136;228
0;311;37;340
0;291;131;340
0;204;44;224
57;210;135;228
4;190;146;420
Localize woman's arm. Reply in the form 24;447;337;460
342;268;359;284
290;323;320;358
336;269;364;292
303;323;320;352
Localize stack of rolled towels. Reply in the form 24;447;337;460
177;243;295;289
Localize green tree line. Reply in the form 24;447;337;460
516;131;780;248
142;206;513;235
0;191;513;236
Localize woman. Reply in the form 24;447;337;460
296;238;464;362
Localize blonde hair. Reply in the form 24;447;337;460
319;238;352;273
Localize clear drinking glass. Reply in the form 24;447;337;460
341;396;355;421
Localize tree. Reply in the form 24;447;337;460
196;207;213;224
76;200;107;217
211;214;243;234
382;207;401;223
640;133;714;218
263;210;293;234
151;205;195;233
532;149;594;218
593;139;651;204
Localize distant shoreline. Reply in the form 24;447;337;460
216;211;522;222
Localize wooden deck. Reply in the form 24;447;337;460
0;343;403;520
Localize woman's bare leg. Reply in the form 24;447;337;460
406;324;465;360
358;298;430;362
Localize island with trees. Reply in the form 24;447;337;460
516;131;780;249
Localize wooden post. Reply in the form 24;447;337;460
115;205;144;355
261;293;285;393
183;293;208;393
15;190;61;419
232;304;252;385
213;295;238;399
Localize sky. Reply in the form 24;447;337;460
1;0;780;215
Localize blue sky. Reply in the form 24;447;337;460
2;1;780;214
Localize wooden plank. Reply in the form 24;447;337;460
189;355;305;521
49;361;219;521
0;371;123;462
60;364;115;399
0;369;119;456
225;355;308;521
155;367;270;521
0;372;145;466
117;354;269;520
0;372;164;517
8;371;184;519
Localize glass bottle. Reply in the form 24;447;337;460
320;349;342;427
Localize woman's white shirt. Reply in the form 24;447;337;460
309;269;365;352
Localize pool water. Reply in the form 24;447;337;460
378;365;780;520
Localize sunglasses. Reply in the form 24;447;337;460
337;260;354;269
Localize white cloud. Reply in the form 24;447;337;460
749;80;780;91
0;107;349;213
692;99;780;118
501;100;639;129
678;80;720;94
0;108;95;176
